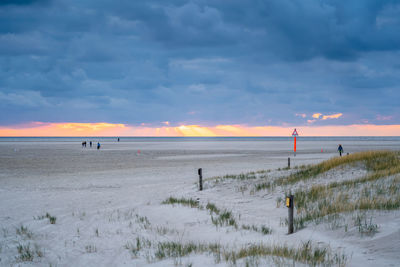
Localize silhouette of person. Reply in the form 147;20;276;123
97;142;101;150
338;144;343;157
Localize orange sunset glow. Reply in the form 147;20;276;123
1;122;399;137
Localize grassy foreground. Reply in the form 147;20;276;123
285;150;400;230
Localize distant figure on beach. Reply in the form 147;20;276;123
118;137;120;142
97;142;101;150
82;141;86;148
338;144;343;156
89;141;92;148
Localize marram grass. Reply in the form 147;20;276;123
152;240;347;266
255;150;400;191
162;197;201;208
286;151;400;230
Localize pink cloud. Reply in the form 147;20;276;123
322;113;343;120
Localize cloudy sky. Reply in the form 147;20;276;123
1;0;400;135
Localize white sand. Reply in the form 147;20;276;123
0;139;399;266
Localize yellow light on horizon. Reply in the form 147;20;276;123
1;122;400;137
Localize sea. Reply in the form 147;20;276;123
0;136;399;142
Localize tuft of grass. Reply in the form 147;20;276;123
155;241;222;260
35;212;57;224
241;225;272;235
206;170;270;184
16;244;34;262
211;210;237;228
205;202;220;215
260;225;273;235
125;237;145;257
162;197;201;209
231;241;342;266
254;181;274;192
48;215;56;224
16;243;43;262
16;225;33;239
152;240;346;266
85;244;97;253
353;213;379;236
135;214;151;229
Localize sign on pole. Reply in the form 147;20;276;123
292;128;299;156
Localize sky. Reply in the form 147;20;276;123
0;0;400;136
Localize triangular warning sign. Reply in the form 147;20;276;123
292;128;299;136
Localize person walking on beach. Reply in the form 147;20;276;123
97;142;101;150
338;144;343;157
90;141;92;148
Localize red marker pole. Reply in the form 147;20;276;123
292;128;298;157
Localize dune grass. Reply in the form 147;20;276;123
35;212;57;224
15;243;43;262
206;170;271;184
241;224;272;235
16;225;33;239
162;197;201;209
211;210;238;228
353;213;379;236
255;150;400;191
125;237;151;257
292;179;400;230
282;151;400;230
135;214;151;229
16;244;34;262
153;240;346;266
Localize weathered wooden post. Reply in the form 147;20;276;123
198;168;203;191
288;157;290;169
286;195;294;234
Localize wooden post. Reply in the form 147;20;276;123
198;168;203;191
286;195;294;234
288;157;290;169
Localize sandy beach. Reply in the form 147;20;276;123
0;138;399;266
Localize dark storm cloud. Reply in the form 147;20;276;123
0;0;400;126
0;0;49;6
